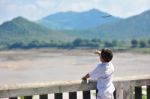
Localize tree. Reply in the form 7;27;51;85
91;38;101;43
112;40;118;47
139;40;147;48
148;39;150;45
72;38;82;47
9;42;23;49
131;39;138;48
104;41;113;47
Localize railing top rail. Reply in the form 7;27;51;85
0;75;150;98
114;75;150;81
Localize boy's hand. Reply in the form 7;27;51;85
82;76;87;80
81;74;89;81
94;50;101;55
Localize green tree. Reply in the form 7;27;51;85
91;38;101;43
73;38;82;47
104;41;113;47
131;39;138;48
139;40;147;48
148;38;150;45
112;40;118;47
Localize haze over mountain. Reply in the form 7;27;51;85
86;9;150;40
0;9;150;49
38;9;121;30
0;17;73;46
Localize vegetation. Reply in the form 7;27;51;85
0;38;150;52
0;14;150;51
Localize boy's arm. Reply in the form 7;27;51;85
82;73;90;80
81;50;101;81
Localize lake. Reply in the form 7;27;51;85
0;49;150;85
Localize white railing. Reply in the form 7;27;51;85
0;75;150;99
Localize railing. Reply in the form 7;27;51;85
0;75;150;99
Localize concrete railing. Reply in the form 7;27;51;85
0;75;150;99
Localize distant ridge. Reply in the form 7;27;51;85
0;17;73;44
38;9;121;30
88;9;150;40
0;8;150;48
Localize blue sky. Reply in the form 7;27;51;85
0;0;150;24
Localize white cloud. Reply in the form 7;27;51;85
0;0;43;23
0;0;11;4
93;0;150;18
0;0;150;24
36;0;52;8
20;4;40;19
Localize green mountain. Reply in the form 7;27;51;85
38;9;121;30
0;9;150;49
45;9;150;40
0;17;73;48
85;10;150;40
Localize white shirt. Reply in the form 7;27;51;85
89;62;115;95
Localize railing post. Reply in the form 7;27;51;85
83;91;90;99
115;84;133;99
40;94;48;99
9;97;17;99
116;87;123;99
147;86;150;99
123;85;133;99
69;92;77;99
113;90;116;99
55;93;62;99
24;96;32;99
135;86;142;99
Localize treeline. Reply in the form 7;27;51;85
0;38;150;50
131;39;150;48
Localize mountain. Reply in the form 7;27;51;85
88;9;150;40
65;9;150;40
1;9;150;49
38;9;121;30
0;17;73;47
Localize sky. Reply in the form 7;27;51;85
0;0;150;24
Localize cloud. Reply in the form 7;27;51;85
36;0;52;8
47;0;150;18
0;0;150;24
93;0;150;18
0;0;43;23
44;0;99;13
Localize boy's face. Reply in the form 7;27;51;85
99;55;105;62
99;55;102;62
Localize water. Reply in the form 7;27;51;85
0;49;150;85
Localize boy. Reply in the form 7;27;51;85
82;48;115;99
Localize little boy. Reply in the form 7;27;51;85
82;48;115;99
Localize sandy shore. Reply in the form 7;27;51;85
0;48;150;84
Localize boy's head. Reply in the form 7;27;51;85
97;48;113;62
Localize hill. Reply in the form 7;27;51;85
63;9;150;40
87;10;150;40
38;9;121;30
0;17;74;49
1;9;150;49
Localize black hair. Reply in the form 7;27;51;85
101;48;113;62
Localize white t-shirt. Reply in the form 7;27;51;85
89;62;115;96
